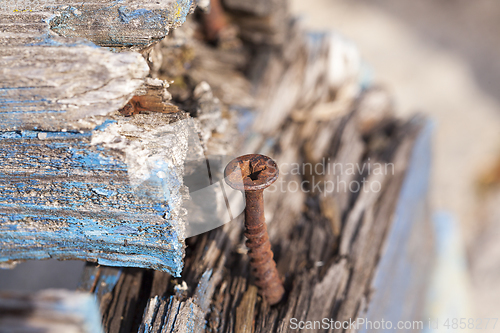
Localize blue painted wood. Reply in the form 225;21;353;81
0;125;185;276
0;43;149;132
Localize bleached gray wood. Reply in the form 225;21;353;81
137;267;223;333
1;0;195;49
0;0;197;131
0;42;149;131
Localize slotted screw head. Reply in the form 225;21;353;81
224;154;279;191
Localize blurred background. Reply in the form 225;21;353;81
290;0;500;329
2;0;500;330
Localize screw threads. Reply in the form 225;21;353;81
243;190;284;305
224;154;284;305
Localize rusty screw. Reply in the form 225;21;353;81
224;154;284;305
203;0;228;42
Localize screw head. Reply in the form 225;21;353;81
224;154;279;191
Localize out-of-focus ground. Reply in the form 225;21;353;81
0;259;84;292
290;0;500;328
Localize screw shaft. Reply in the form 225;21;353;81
224;154;284;305
243;190;284;305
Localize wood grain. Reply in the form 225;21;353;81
0;0;196;131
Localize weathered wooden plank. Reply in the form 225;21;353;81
0;0;197;131
1;0;196;49
0;0;243;283
0;289;104;333
71;5;432;333
95;112;426;333
0;43;149;131
0;112;197;276
0;32;232;276
100;11;431;332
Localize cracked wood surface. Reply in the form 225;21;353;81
0;0;196;131
0;43;149;131
79;113;433;333
0;1;203;272
0;2;435;331
0;112;193;276
1;1;195;49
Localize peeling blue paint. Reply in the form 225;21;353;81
0;132;22;139
0;128;185;276
118;7;163;27
92;187;117;197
